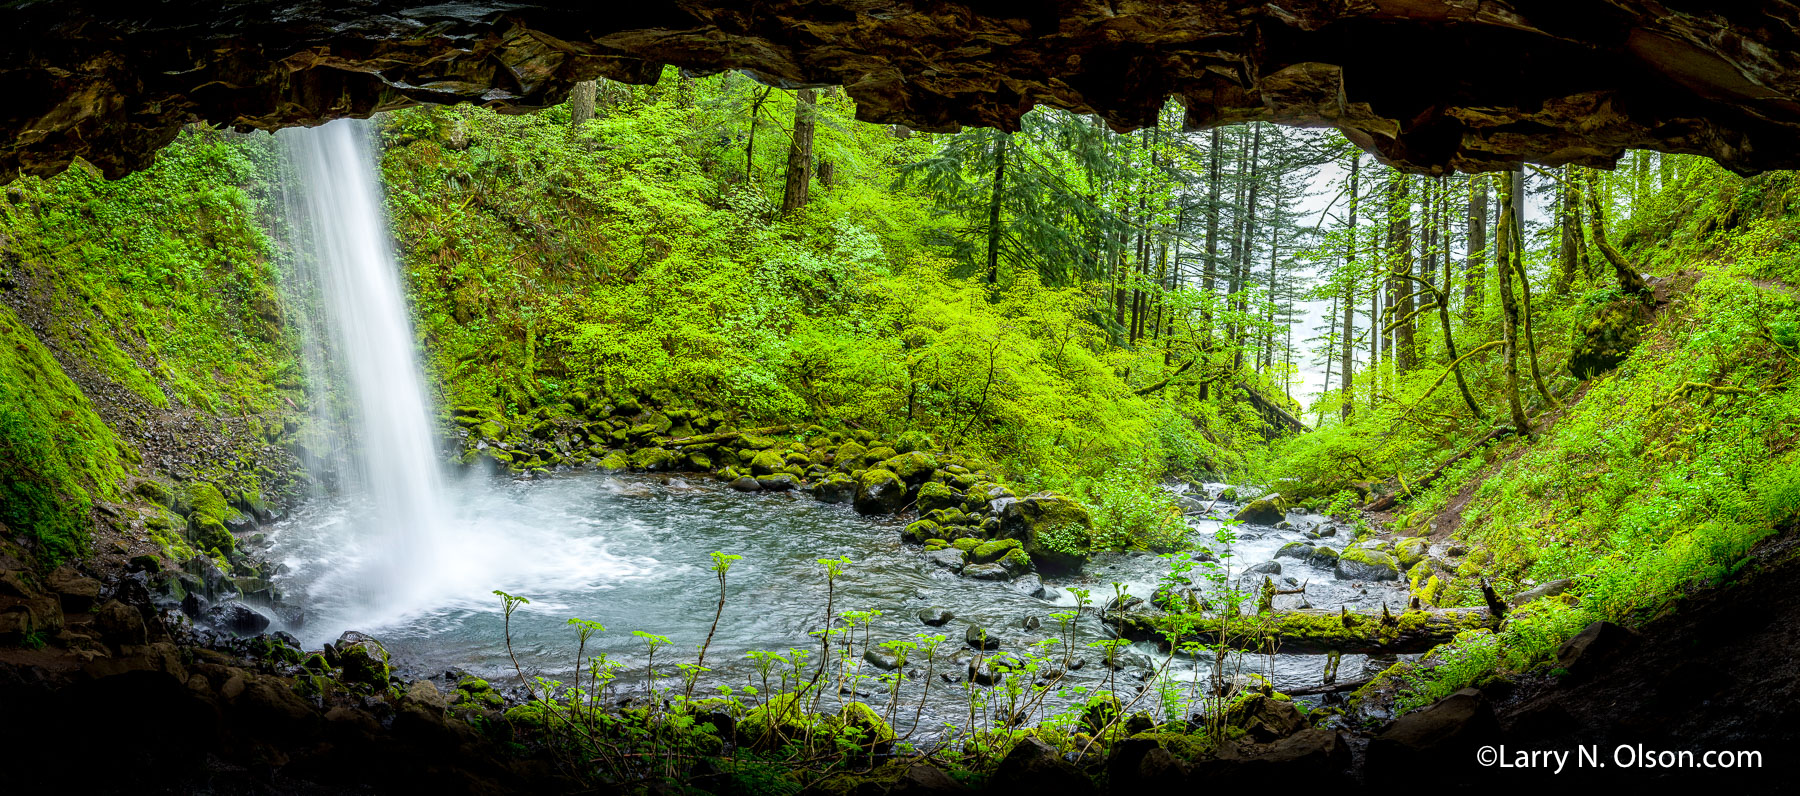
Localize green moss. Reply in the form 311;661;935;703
970;538;1022;564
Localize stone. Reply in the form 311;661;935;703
964;624;999;650
997;492;1094;573
881;451;938;484
1334;547;1400;581
903;519;945;545
811;473;856;504
1233;494;1287;525
94;600;147;645
853;468;908;515
729;476;761;491
1395;536;1429;570
960;562;1009;581
968;538;1021;565
966;651;1023;686
923;548;965;573
754;473;798;491
1246;560;1281;576
205;603;270;636
863;648;901;671
887;764;965;796
918;608;954;627
333;631;391;688
915;481;962;514
45;566;101;612
1230;694;1305;742
748;448;785;476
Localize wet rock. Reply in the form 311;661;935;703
923;548;964;573
811;473;856;503
1193;729;1351;787
94;599;148;646
1396;536;1429;570
994;737;1094;794
1013;575;1050;599
333;631;392;688
887;764;966;796
755;473;798;491
1334;547;1400;581
964;625;999;650
729;476;761;491
1246;560;1281;576
904;519;945;545
1230;694;1305;742
854;468;908;515
968;538;1021;565
864;648;902;671
967;651;1023;686
961;562;1009;581
204;602;270;636
1233;494;1287;525
997;492;1094;573
881;451;938;484
918;608;954;627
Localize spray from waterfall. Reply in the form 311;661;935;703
280;119;447;618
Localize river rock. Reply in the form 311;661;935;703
1396;537;1429;570
729;476;761;492
905;520;945;545
967;651;1024;686
93;599;148;646
915;481;962;514
1233;494;1287;525
1365;688;1501;786
45;566;101;612
333;631;392;688
863;648;901;671
811;473;856;504
1013;575;1050;599
854;468;908;515
918;608;954;627
1246;560;1281;576
961;562;1009;581
755;473;798;491
1335;547;1400;581
206;602;270;636
923;548;964;573
997;492;1094;573
881;451;937;484
964;625;999;650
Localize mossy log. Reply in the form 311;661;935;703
1103;606;1495;655
664;425;793;447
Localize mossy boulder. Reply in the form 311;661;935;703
1335;546;1400;581
630;447;680;472
812;473;857;504
1569;293;1647;379
998;492;1094;573
833;441;868;470
1233;494;1288;525
683;450;713;471
902;520;943;544
134;480;171;507
833;701;896;747
881;451;937;484
749;448;785;476
862;446;898;465
597;450;629;472
189;515;234;556
854;469;908;515
970;538;1022;565
738;693;814;748
1396;537;1429;570
333;631;391;688
998;547;1034;577
923;507;967;526
756;473;799;491
915;481;962;514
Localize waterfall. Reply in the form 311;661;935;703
280;119;447;620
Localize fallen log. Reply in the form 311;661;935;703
1103;606;1494;656
1285;677;1375;697
1235;381;1310;436
663;425;793;447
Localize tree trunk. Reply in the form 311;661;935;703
1466;173;1486;318
779;88;817;216
1582;167;1650;296
1200;128;1222;400
1496;170;1534;439
1388;175;1414;373
570;80;598;127
745;86;772;183
1556;166;1579;295
1233;124;1264;372
1340;152;1359;420
985;131;1007;285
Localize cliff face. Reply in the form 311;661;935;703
7;1;1800;181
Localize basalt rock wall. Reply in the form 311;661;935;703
9;1;1800;181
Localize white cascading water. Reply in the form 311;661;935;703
274;119;655;647
281;119;449;623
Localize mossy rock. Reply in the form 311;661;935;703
737;693;814;748
853;469;907;515
1396;537;1429;570
892;430;932;454
181;482;232;521
951;537;983;552
188;515;234;555
834;441;868;470
749;448;785;476
832;701;895;746
630;447;680;472
998;547;1034;576
998;492;1094;573
915;481;962;514
684;451;713;470
970;538;1022;565
1335;546;1400;581
902;520;943;544
923;507;967;526
811;473;857;504
597;450;630;472
862;446;897;465
880;451;937;484
134;480;171;507
1569;293;1648;379
333;632;391;688
1232;494;1288;525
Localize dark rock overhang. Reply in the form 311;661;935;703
8;1;1800;181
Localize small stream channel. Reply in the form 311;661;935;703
260;472;1411;734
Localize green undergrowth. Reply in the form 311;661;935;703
1294;157;1800;713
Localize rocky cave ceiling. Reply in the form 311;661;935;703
8;1;1800;181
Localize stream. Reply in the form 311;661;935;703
260;472;1411;733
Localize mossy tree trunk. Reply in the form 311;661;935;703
1496;169;1534;439
1582;166;1650;297
779;88;816;216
